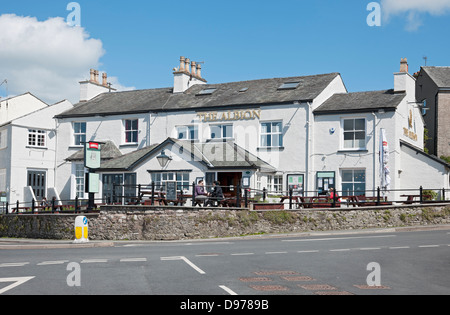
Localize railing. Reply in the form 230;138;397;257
0;185;449;215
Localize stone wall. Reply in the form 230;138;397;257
1;205;449;241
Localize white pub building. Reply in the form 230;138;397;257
53;57;449;205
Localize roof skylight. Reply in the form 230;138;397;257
278;82;301;90
197;88;217;95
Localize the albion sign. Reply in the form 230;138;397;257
196;109;261;122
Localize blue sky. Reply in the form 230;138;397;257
0;0;450;103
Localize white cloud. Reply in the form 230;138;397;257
0;14;133;104
381;0;450;30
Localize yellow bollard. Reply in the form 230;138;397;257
74;216;89;243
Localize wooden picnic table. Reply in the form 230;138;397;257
279;195;341;208
400;194;432;204
341;195;392;207
138;190;191;206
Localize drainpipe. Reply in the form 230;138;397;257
306;102;313;196
371;112;377;196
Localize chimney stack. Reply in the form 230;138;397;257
173;56;207;93
80;69;116;102
400;58;408;73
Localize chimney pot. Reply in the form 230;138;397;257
90;69;95;82
185;58;190;74
94;70;99;84
102;73;108;86
196;63;202;78
179;56;185;72
191;61;197;76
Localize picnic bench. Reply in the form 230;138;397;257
138;190;191;206
279;195;341;208
400;194;432;204
342;195;392;207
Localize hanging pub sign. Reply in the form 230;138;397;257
84;142;101;169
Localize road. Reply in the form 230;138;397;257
0;227;449;296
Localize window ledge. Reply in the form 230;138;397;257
337;149;368;153
26;146;48;150
120;143;139;148
257;146;285;152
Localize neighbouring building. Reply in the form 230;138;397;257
415;66;450;158
0;99;73;205
52;57;449;205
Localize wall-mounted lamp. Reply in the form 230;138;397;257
157;150;172;168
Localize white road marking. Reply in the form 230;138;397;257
283;235;396;242
120;258;147;262
161;256;206;274
0;262;30;268
37;261;69;266
219;285;238;295
419;245;440;248
389;246;410;249
0;277;35;295
359;247;381;251
265;251;288;255
81;259;108;264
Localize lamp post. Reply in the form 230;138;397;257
157;150;172;168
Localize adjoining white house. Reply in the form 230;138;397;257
52;57;449;205
0;99;73;205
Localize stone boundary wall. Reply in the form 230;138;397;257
0;205;449;241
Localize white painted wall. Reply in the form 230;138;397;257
0;93;48;125
3;100;73;204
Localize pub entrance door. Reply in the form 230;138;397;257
218;172;242;197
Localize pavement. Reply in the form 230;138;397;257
1;224;449;250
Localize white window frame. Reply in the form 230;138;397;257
210;124;233;140
177;125;199;140
73;122;86;147
123;119;139;144
341;169;366;196
74;163;85;199
28;129;46;148
260;121;283;148
341;118;366;150
267;175;283;194
151;172;190;191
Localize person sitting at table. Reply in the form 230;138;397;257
205;181;224;207
328;188;341;202
194;180;208;205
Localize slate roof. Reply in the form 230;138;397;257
314;89;406;115
65;141;123;161
80;138;275;172
422;67;450;88
55;73;341;118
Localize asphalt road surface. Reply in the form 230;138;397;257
1;226;449;297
